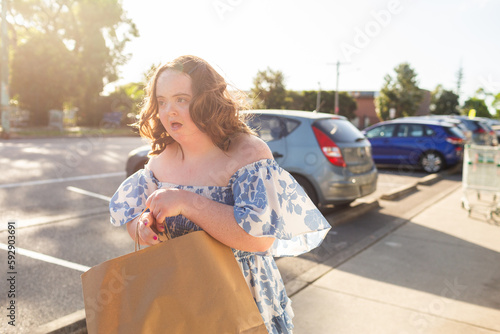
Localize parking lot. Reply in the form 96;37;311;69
0;136;431;333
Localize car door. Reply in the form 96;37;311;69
391;124;427;165
364;124;397;163
246;115;288;164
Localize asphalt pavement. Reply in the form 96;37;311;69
2;136;498;334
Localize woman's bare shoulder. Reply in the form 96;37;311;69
229;134;273;168
146;144;177;176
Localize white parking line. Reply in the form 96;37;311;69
0;243;91;272
0;172;124;189
67;186;112;202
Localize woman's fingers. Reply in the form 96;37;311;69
138;212;160;245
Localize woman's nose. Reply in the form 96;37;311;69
165;103;177;116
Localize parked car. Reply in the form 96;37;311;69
362;118;466;173
402;115;497;146
445;115;496;146
404;116;472;143
125;109;378;207
476;117;500;144
126;144;151;177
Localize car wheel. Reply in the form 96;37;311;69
420;151;444;173
292;175;319;206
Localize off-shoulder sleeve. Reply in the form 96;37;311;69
230;159;331;257
109;167;158;227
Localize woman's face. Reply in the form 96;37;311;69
156;69;202;143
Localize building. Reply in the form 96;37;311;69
348;90;432;129
348;91;380;129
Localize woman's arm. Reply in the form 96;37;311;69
146;188;275;253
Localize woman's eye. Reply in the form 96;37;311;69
177;97;187;103
158;100;165;106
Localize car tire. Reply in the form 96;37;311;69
292;175;319;206
420;151;445;173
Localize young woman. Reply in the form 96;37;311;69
109;55;331;333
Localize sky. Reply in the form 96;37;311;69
106;0;500;109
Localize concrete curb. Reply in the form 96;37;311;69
34;310;86;334
35;172;447;334
380;182;419;200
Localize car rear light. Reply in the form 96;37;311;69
474;127;486;134
446;136;465;145
312;126;346;167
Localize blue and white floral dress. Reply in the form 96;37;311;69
109;159;331;333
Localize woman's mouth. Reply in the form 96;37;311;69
170;122;182;131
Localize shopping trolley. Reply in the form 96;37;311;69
461;144;500;220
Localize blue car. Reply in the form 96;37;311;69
362;118;465;173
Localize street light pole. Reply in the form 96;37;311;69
1;0;10;137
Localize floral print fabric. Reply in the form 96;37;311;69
109;159;331;333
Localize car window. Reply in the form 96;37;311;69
284;118;300;134
446;126;465;138
365;124;396;138
314;118;366;143
396;124;426;137
246;115;286;142
458;119;479;131
424;126;435;136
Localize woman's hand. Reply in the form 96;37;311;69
134;210;163;246
146;188;190;232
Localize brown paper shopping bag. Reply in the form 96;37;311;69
81;231;267;334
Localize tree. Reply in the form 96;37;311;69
250;68;287;109
376;63;423;120
493;93;500;118
462;97;490;118
430;85;459;115
8;0;138;126
10;33;76;125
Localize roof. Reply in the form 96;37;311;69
244;109;347;120
378;117;457;127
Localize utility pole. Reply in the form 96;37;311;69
315;82;321;113
1;0;10;137
328;61;349;115
334;61;340;114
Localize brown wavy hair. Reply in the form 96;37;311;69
136;55;254;156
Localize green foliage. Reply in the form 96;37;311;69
376;63;423;120
250;68;287;109
462;97;491;118
249;68;357;119
7;0;138;126
297;90;357;119
493;93;500;117
10;33;76;126
431;85;459;115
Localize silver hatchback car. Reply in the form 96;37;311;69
125;110;378;207
245;110;378;206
